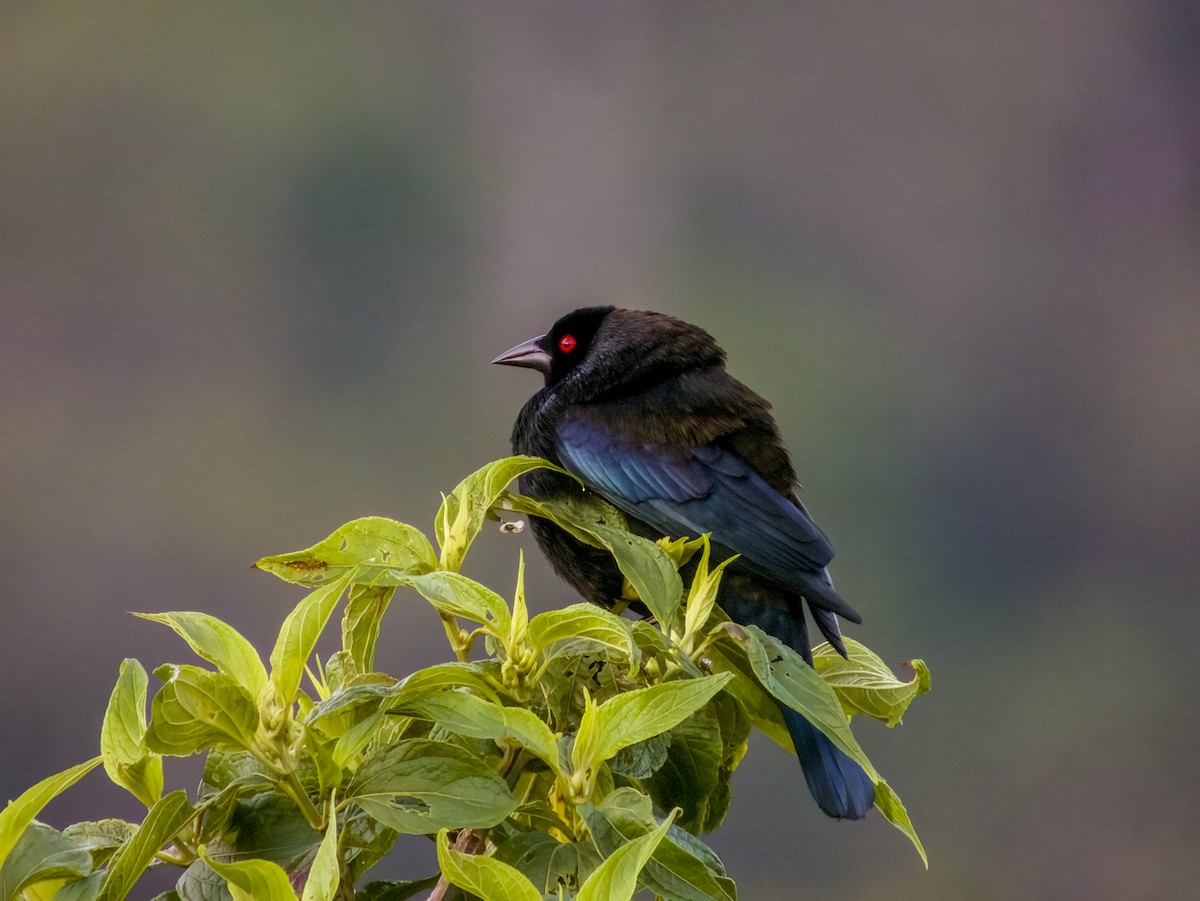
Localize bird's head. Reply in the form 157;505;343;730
492;306;725;400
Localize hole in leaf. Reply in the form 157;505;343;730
393;796;431;814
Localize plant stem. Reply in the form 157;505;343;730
282;769;325;831
154;848;193;867
249;742;325;831
438;612;472;662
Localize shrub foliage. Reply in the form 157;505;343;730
0;457;930;900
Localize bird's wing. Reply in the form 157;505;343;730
556;416;855;616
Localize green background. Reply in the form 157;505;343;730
2;4;1196;898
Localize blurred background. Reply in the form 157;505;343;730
2;3;1198;898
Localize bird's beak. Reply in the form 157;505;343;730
492;335;552;374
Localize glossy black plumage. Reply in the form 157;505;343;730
494;306;874;819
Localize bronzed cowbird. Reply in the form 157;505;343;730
493;306;874;819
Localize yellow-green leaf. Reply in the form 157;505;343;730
342;584;396;674
203;850;297;901
734;625;872;772
499;490;683;628
100;658;163;808
814;638;932;726
582;788;735;901
396;691;562;777
0;757;102;868
435;829;541;901
681;538;738;649
0;821;92;900
136;612;268;697
255;517;437;588
528;604;638;674
704;640;791;749
577;810;675;901
301;801;338;901
436;456;575;571
875;781;929;868
509;550;529;651
399;571;510;637
729;624;927;864
146;666;259;756
347;740;517;834
270;572;354;706
573;675;731;780
96;790;195;901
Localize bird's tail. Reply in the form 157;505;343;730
782;705;875;820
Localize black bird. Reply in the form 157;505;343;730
493;306;874;820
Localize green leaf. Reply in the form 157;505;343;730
173;857;233;901
331;707;390;769
197;749;274;802
396;691;562;776
0;821;92;900
307;740;343;804
576;810;675;901
813;638;932;726
499;490;684;628
630;620;672;657
874;781;929;869
201;851;296;901
321;650;352;696
269;572;354;707
97;790;196;901
528;604;638;674
346;740;518;834
100;658;164;808
728;624;928;864
704;638;791;749
492;833;580;897
305;683;400;738
728;624;873;771
388;662;504;704
222;792;318;867
339;809;401;887
608;732;672;780
582;789;735;901
654;535;708;569
680;538;738;650
255;517;437;588
53;871;105;901
62;820;140;863
698;691;750;832
305;663;503;749
509;550;529;650
436;455;574;572
354;877;440;900
342;584;396;674
196;784;265;848
300;802;338;901
644;703;725;833
0;757;101;868
434;829;541;901
398;571;510;637
508;800;573;840
572;674;731;781
310;662;502;729
146;666;259;757
135;613;268;698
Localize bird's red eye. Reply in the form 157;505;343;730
558;334;577;353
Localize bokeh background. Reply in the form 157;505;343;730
3;4;1198;899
